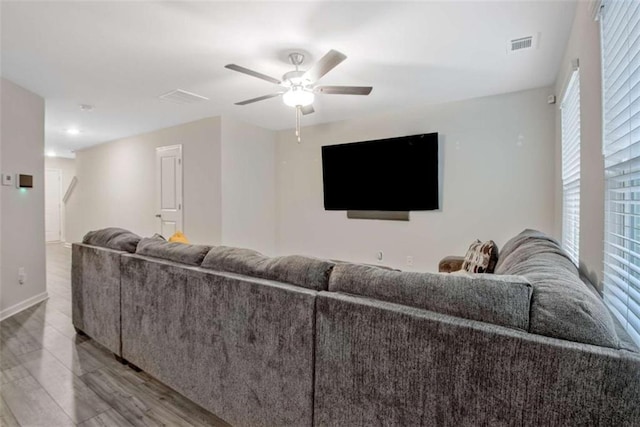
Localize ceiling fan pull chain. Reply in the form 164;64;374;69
296;106;301;143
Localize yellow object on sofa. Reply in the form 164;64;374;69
168;231;189;244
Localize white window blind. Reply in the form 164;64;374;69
602;0;640;345
561;70;581;266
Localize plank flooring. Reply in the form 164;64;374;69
0;243;230;427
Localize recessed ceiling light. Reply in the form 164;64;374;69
46;150;57;157
66;128;80;135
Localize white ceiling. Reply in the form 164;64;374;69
1;1;576;158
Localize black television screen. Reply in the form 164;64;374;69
321;133;439;211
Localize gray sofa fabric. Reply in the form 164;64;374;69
136;236;211;266
329;263;532;331
71;244;122;356
314;292;640;426
82;227;141;253
582;272;639;352
202;246;335;291
495;229;578;274
120;254;317;427
496;229;620;349
72;229;640;426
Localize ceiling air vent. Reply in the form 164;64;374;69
507;35;537;54
159;89;209;104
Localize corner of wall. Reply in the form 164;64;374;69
219;115;278;254
67;115;225;246
0;78;47;314
553;0;604;289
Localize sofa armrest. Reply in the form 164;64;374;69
72;243;123;356
439;255;465;273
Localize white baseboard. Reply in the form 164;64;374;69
0;291;49;321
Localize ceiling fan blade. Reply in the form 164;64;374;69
225;64;281;85
300;105;315;115
302;50;347;83
234;92;284;106
315;86;373;95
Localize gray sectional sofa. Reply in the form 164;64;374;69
72;229;640;426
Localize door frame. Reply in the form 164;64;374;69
155;144;183;236
45;167;62;242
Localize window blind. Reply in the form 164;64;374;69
602;0;640;345
561;70;581;266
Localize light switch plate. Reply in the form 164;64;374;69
2;174;13;186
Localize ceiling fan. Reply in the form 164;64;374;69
225;50;372;142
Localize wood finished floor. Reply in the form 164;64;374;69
0;243;230;427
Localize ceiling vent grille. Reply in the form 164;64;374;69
508;35;536;53
159;89;209;104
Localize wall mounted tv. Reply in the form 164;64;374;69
321;133;439;211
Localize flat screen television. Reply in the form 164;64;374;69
321;133;439;211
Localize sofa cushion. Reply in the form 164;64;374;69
330;259;400;271
461;239;499;273
496;229;578;274
82;227;141;253
496;229;620;349
136;237;211;266
328;263;532;331
201;246;335;291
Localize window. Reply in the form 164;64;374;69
561;69;581;266
602;0;640;345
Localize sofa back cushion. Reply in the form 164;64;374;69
82;227;141;253
120;255;317;427
496;229;620;348
201;246;335;291
136;237;211;266
496;229;578;274
328;264;532;331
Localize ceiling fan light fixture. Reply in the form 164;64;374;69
226;49;371;143
283;87;314;107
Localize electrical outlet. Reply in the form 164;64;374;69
18;267;26;285
406;256;414;266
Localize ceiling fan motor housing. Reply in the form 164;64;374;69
288;52;305;67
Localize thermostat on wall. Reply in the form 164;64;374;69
1;174;12;186
16;174;33;189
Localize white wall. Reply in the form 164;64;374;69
276;87;556;271
221;117;276;254
555;1;603;289
0;78;47;318
68;115;280;252
67;87;556;270
67;117;222;245
45;156;76;243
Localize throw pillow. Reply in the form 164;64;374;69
461;239;499;274
169;231;189;244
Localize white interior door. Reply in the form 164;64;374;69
156;145;183;237
45;168;61;242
